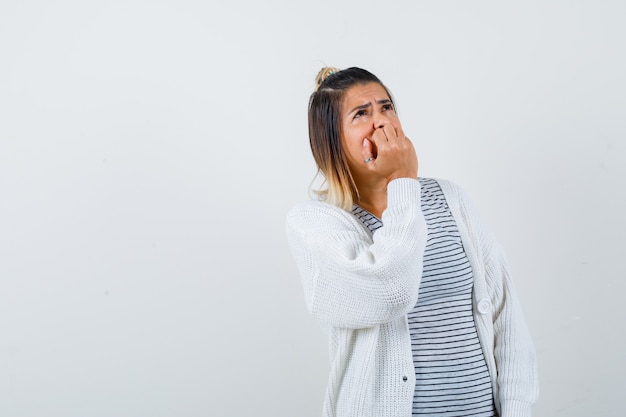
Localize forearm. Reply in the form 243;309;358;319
286;178;427;328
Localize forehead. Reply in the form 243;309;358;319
343;82;390;106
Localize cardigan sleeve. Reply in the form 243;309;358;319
453;183;539;417
285;178;427;329
485;239;540;417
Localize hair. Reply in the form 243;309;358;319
308;66;394;210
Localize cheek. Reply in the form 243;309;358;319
341;131;365;163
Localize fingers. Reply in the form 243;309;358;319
380;124;398;142
362;138;375;164
392;124;406;142
371;124;404;145
369;127;387;147
362;129;388;166
362;124;413;173
363;127;397;166
361;123;417;179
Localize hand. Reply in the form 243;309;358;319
361;125;418;182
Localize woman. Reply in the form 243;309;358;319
286;67;538;417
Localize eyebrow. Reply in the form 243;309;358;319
347;99;393;116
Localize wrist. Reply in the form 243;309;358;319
388;171;418;182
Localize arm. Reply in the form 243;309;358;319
285;178;427;329
451;183;539;416
486;240;539;417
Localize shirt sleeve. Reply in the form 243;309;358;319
285;178;428;329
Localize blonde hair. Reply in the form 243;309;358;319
307;66;393;210
314;67;340;92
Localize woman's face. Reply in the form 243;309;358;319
340;82;402;177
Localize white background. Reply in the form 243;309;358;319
1;1;624;416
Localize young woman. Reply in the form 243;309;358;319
286;67;538;417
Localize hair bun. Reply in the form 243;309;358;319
314;66;340;92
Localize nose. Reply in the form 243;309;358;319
373;112;390;129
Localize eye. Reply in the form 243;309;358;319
382;103;395;112
354;109;367;119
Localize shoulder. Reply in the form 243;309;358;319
427;177;466;200
417;177;470;208
429;178;497;254
425;177;485;232
286;199;361;233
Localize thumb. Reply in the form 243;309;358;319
362;138;375;164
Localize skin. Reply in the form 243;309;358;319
340;82;418;218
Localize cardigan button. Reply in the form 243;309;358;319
402;376;408;382
477;299;492;315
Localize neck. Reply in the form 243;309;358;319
355;177;388;219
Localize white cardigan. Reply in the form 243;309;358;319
286;178;539;417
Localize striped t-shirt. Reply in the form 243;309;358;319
352;178;496;417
